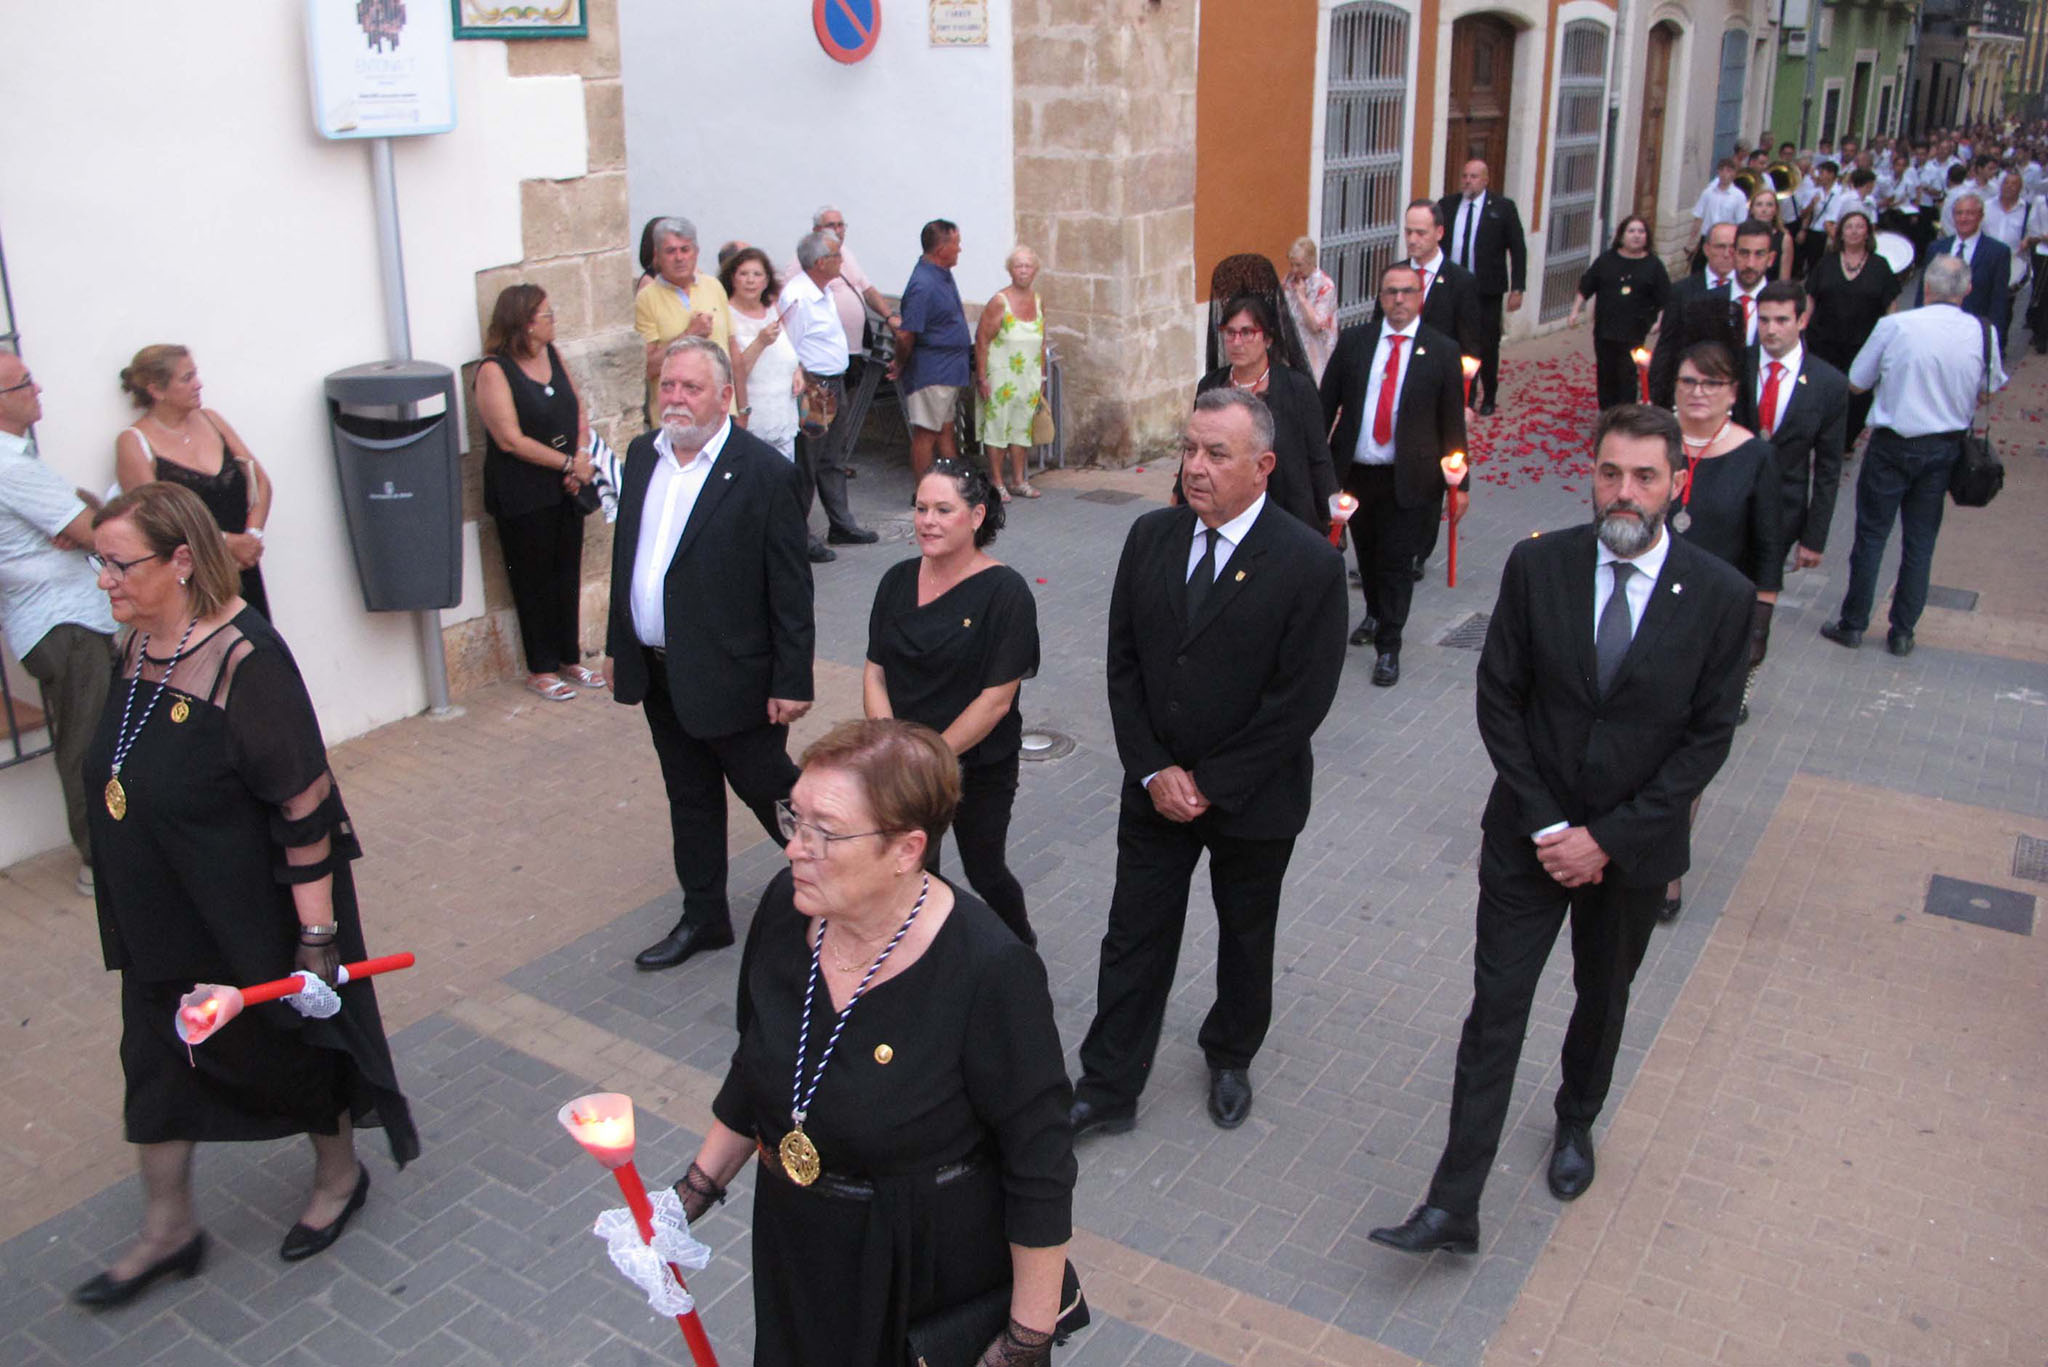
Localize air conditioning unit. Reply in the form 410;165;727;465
1785;28;1810;56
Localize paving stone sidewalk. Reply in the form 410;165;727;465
2;325;2044;1365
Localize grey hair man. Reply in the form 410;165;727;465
775;231;876;558
634;215;736;426
1823;254;2007;657
805;205;900;363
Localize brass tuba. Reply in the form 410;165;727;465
1766;161;1802;223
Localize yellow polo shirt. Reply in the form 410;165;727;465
634;275;734;422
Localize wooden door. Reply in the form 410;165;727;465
1447;16;1516;193
1634;23;1675;223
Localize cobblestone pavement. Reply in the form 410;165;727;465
2;321;2044;1366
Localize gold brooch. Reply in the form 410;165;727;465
170;700;190;724
874;1044;894;1065
1234;570;1246;581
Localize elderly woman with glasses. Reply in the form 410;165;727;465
1188;293;1337;534
671;718;1080;1367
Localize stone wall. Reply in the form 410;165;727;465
1014;0;1200;468
445;0;644;694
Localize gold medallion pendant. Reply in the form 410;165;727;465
170;700;190;724
105;776;128;821
779;1125;822;1186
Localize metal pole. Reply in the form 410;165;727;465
367;138;456;717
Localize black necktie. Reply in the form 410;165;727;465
1461;199;1478;269
1596;561;1637;694
1186;527;1218;617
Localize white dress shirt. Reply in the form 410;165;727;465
1452;193;1485;271
1693;182;1750;231
1753;342;1802;436
1945;231;1983;265
0;429;118;653
775;273;850;377
1593;524;1670;639
1982;196;2043;253
629;420;730;647
1849;304;2008;438
1352;319;1421;466
1184;492;1266;583
1410;249;1446;302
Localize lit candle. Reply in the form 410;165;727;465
1439;453;1468;588
1440;450;1468;486
1631;347;1650;403
1326;491;1358;547
1460;356;1481;409
559;1094;637;1169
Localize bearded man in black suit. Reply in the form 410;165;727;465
1371;404;1753;1255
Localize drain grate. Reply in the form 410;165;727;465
1924;875;2035;935
2014;836;2048;884
1438;612;1491;650
1075;488;1144;505
1923;584;1979;612
1017;728;1077;762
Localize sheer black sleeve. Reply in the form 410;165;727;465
225;641;360;883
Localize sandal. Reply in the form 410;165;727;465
994;484;1012;503
561;664;608;689
527;676;577;702
1015;481;1043;498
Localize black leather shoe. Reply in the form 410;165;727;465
1068;1097;1136;1140
1409;556;1425;582
1819;620;1864;648
1478;398;1498;417
1887;629;1915;657
1548;1123;1596;1201
1657;896;1682;924
634;922;736;971
1368;1204;1479;1256
281;1166;369;1262
1371;652;1400;687
807;542;837;564
1348;617;1377;648
72;1230;207;1308
827;525;880;546
1207;1068;1252;1129
1736;702;1750;725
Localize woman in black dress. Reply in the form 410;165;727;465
1746;188;1796;282
1803;210;1901;448
1662;342;1781;921
867;460;1041;944
672;719;1076;1367
1190;294;1337;533
73;483;416;1309
475;284;601;701
115;346;274;620
1568;216;1671;410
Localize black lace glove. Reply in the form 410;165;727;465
1748;599;1774;669
294;937;342;984
975;1319;1053;1367
672;1163;727;1223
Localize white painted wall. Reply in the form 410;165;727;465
619;0;1017;308
0;2;585;866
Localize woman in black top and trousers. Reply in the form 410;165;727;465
474;284;600;702
1569;216;1672;410
867;460;1041;945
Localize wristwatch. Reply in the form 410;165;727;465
246;527;265;541
737;405;753;417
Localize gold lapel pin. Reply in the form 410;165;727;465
1671;583;1683;594
963;617;972;627
1234;570;1246;581
874;1044;894;1065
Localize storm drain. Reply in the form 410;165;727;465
2013;836;2048;884
1924;875;2035;936
1922;585;1979;612
1075;488;1144;505
1018;728;1077;762
1437;612;1491;650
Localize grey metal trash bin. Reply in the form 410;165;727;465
324;360;461;611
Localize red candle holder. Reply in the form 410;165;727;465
1326;491;1358;548
1440;452;1468;587
1631;347;1650;404
175;952;416;1046
1460;356;1481;410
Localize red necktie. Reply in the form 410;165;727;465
1373;336;1406;445
1417;265;1433;296
1740;295;1753;338
1759;360;1784;433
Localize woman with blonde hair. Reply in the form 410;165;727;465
974;245;1050;501
115;346;274;619
1282;236;1340;381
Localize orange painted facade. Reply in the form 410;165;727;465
1192;0;1320;297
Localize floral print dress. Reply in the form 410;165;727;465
978;292;1045;448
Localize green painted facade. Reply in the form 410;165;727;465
1767;1;1918;151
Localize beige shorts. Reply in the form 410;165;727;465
902;384;961;431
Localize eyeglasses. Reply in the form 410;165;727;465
821;221;847;232
533;309;556;321
775;799;898;856
87;551;162;579
1675;377;1732;392
1220;326;1264;341
1380;286;1421;297
0;372;34;394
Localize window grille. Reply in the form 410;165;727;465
1540;22;1611;321
1322;3;1411;328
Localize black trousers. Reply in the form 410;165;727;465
639;651;798;933
1475;293;1506;404
1427;828;1662;1218
1344;462;1439;652
923;755;1032;945
1075;787;1296;1106
796;372;859;538
494;501;585;674
1592;338;1642;411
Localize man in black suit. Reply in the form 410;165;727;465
1320;263;1468;687
1370;405;1752;1255
1647;221;1740;408
604;337;815;970
1069;388;1347;1138
1917;193;2014;346
1375;200;1481;357
1745;281;1847;569
1440;159;1527;414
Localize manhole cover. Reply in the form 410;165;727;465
2014;836;2048;883
1923;585;1978;612
1075;489;1144;505
1924;874;2035;935
1017;728;1076;761
1438;612;1491;650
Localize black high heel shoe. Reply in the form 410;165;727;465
72;1230;207;1308
280;1165;368;1262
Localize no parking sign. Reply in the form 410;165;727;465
815;0;882;63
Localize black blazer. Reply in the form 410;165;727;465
1916;234;2013;325
1647;274;1740;409
1371;258;1483;356
1739;346;1848;554
605;425;814;736
1106;500;1348;840
1319;319;1469;507
1438;193;1528;296
1192;364;1338;534
1476;523;1753;887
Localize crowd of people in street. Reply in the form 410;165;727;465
0;114;2035;1363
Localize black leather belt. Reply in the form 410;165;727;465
755;1140;988;1201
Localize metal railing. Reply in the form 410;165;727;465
1;641;54;772
1322;2;1411;329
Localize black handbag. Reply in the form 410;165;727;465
905;1260;1089;1367
1948;319;2004;508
